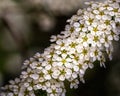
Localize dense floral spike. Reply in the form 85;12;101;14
1;0;120;96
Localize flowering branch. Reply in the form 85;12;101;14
0;0;120;96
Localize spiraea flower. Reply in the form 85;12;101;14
1;0;120;96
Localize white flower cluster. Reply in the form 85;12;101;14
1;0;120;96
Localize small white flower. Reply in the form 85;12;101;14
24;83;29;87
73;22;80;27
45;64;52;70
73;65;79;72
72;72;77;79
27;86;33;91
44;74;52;80
59;75;65;81
52;69;60;79
47;88;52;93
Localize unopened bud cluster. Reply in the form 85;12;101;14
1;0;120;96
